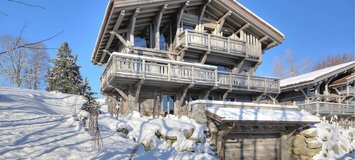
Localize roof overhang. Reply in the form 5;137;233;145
91;0;285;65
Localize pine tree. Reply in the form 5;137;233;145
47;42;83;94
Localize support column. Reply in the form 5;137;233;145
154;4;168;50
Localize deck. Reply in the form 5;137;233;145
298;102;354;116
101;53;280;93
174;30;262;61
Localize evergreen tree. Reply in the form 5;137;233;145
47;42;83;94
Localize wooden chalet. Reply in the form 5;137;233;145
278;61;355;118
91;0;285;116
90;1;325;160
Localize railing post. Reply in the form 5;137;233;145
191;66;195;83
142;59;146;79
264;77;267;92
229;72;232;90
208;34;211;51
247;75;251;90
228;38;230;54
316;102;320;115
185;30;188;48
168;63;171;81
215;69;218;87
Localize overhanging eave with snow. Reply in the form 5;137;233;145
199;100;321;125
280;61;355;91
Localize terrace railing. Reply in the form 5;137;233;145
101;53;280;93
176;30;261;60
298;102;354;116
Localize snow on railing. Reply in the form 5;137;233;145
298;102;354;116
100;53;280;93
177;30;261;59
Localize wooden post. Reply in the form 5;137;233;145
154;4;168;50
128;8;140;47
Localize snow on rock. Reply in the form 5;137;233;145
312;122;355;160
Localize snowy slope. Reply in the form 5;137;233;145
0;87;217;160
0;87;137;160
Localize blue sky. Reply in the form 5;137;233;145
0;0;354;95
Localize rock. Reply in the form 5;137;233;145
141;135;159;151
116;128;129;135
300;128;318;138
307;140;322;149
292;147;309;156
293;135;306;147
340;144;348;153
300;155;311;160
166;139;174;148
291;155;301;160
182;128;194;139
175;139;196;152
305;138;317;143
344;156;353;160
208;122;218;133
332;145;339;155
292;147;321;156
322;136;328;142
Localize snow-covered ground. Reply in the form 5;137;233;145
0;87;217;160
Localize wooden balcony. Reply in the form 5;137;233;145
298;102;354;116
175;30;262;60
101;53;279;94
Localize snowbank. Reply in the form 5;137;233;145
0;87;137;160
99;111;217;159
312;123;355;160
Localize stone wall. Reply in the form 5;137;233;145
291;128;322;160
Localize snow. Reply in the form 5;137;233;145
280;61;355;88
0;87;217;160
203;101;320;122
311;122;355;160
0;87;137;159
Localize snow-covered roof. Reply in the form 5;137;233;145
280;61;355;89
206;107;320;123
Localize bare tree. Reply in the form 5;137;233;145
23;43;50;89
273;49;311;78
312;53;354;71
0;35;29;87
0;35;50;89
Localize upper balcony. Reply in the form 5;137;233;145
101;53;280;94
174;30;262;61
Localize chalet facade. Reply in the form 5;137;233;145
92;0;320;159
92;0;284;116
278;61;355;120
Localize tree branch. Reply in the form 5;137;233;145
7;0;45;10
0;31;64;55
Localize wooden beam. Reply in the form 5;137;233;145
135;79;144;103
102;49;112;56
259;36;268;42
233;23;250;35
154;4;168;50
128;8;140;47
99;10;125;63
213;11;232;34
177;84;194;108
266;41;278;49
232;59;245;73
199;51;210;64
222;89;231;101
176;1;190;33
197;0;211;32
107;84;128;101
110;31;129;47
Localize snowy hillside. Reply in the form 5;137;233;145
0;87;216;160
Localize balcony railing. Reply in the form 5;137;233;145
298;102;354;116
175;30;261;60
101;53;280;93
